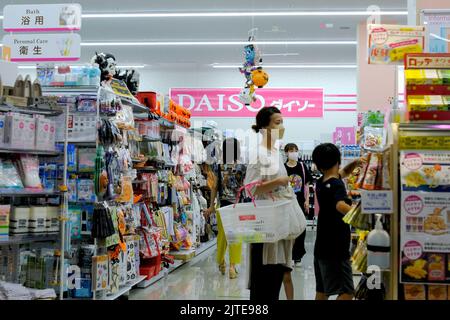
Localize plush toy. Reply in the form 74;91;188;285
238;35;267;105
90;52;117;82
251;68;269;88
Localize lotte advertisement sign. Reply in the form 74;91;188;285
170;88;324;118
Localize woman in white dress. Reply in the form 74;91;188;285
244;106;299;300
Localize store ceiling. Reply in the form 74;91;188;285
0;0;408;68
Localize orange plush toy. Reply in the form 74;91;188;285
252;68;269;88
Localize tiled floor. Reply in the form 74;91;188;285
130;230;320;300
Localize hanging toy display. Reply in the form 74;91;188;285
90;52;141;95
90;52;117;83
238;31;269;105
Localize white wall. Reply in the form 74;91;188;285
139;67;358;150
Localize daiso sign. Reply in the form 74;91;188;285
170;88;324;118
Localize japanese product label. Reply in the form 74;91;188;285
368;24;425;65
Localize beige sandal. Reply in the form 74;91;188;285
229;265;238;279
219;262;226;275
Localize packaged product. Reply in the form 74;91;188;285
0;160;24;189
35;116;56;151
382;151;391;190
362;153;380;190
363;127;385;150
374;153;384;190
404;284;426;300
0;114;6;148
77;179;96;202
423;69;442;85
405;69;425;85
18;155;42;188
438;69;450;85
428;253;446;281
78;148;96;172
355;153;371;189
428;285;447;300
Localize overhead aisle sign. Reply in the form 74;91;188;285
3;3;82;32
2;33;81;62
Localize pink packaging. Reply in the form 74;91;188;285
35;116;56;151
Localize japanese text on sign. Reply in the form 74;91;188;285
405;53;450;69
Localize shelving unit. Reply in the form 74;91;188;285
0;100;69;300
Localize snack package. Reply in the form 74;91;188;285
364;127;386;150
382;151;391;190
428;253;446;282
428;285;447;300
404;284;426;300
355;153;371;189
374;153;384;190
362;153;379;190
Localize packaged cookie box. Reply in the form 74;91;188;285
404;284;426;300
428;285;447;300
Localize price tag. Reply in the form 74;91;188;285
361;190;393;214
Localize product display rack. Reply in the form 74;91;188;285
391;122;450;300
0;100;69;300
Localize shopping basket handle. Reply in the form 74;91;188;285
233;181;275;208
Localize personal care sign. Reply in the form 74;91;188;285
170;88;324;118
3;3;82;32
2;33;81;62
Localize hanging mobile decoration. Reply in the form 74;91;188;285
238;30;269;105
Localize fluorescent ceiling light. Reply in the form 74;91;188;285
430;33;450;42
80;40;356;46
212;64;357;69
0;10;409;20
18;64;147;69
82;11;407;18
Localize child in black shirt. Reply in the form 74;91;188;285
312;143;362;300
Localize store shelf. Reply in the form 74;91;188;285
132;180;147;184
103;275;146;300
0;233;59;245
136;271;165;289
0;103;64;117
141;135;161;142
0;148;61;156
406;84;450;95
120;97;149;115
0;189;60;197
408;111;450;121
42;86;99;94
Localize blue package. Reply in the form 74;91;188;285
77;179;96;202
71;278;92;298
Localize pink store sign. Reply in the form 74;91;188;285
170;88;324;118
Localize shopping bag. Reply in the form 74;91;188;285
218;181;306;243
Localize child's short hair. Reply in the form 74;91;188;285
284;143;299;153
312;143;341;171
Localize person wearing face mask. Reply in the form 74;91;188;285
244;106;301;301
284;143;312;265
280;143;313;300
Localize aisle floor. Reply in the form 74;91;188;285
130;230;319;300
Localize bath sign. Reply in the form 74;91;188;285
2;33;81;62
3;3;82;32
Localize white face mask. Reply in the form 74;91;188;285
288;152;299;161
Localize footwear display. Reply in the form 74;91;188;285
12;75;24;97
229;265;238;279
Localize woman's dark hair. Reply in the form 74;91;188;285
222;138;240;164
252;106;281;133
284;143;299;153
312;143;341;171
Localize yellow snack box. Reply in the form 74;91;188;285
404;284;426;300
428;285;447;300
389;44;423;62
405;69;426;85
